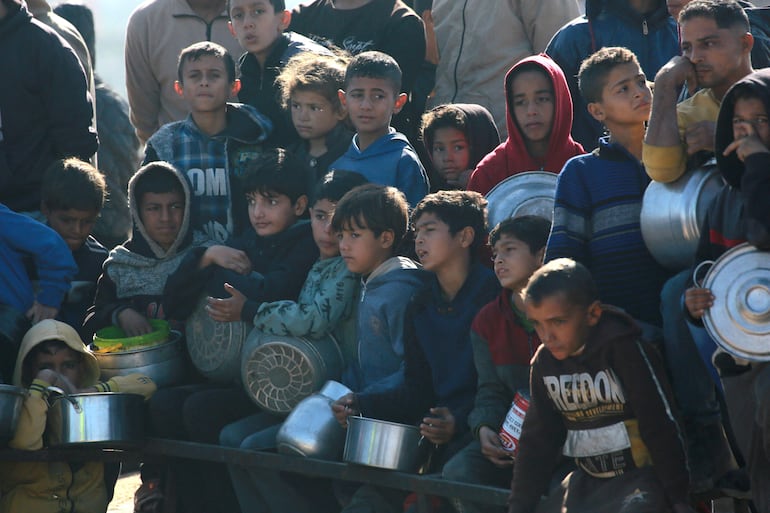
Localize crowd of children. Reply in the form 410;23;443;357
2;0;770;512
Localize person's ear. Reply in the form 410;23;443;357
393;93;408;114
338;89;347;108
586;101;605;122
743;32;755;54
231;79;242;96
334;104;348;121
174;81;184;97
586;300;602;327
293;195;308;216
458;226;475;249
379;229;395;249
535;246;546;264
279;10;291;31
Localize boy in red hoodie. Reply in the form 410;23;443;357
467;54;584;196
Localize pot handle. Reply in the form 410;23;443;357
46;386;82;414
692;260;715;288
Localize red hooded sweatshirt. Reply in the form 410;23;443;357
467;54;584;196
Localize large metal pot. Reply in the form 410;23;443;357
93;330;187;388
698;243;770;361
343;416;422;472
47;390;145;446
0;384;27;444
241;331;344;413
275;380;351;460
485;171;557;229
641;163;724;270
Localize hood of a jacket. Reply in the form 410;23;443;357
346;128;411;160
220;102;273;145
13;319;100;387
582;305;643;358
422;103;501;170
126;161;193;259
587;0;670;28
0;0;26;39
715;68;770;188
364;256;425;288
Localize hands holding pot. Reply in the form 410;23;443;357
685;287;714;319
331;393;359;428
36;369;80;395
206;283;247;322
478;425;515;467
420;406;455;445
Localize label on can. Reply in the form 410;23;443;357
499;390;530;455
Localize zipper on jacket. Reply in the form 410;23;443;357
642;19;649;35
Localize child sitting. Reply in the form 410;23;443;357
334;189;500;513
467;54;584;196
276;52;353;182
511;259;693;513
40;158;108;340
442;215;551;512
85;161;203;337
0;320;156;513
228;0;332;147
144;41;273;243
420;103;500;190
684;68;770;510
331;51;430;206
545;47;670;330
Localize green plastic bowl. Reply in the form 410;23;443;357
93;319;170;350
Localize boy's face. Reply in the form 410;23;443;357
247;190;307;237
525;293;601;361
228;0;290;63
510;70;555;146
290;90;346;145
139;190;185;251
339;77;407;141
310;199;339;259
413;212;471;273
175;55;240;114
492;234;544;292
337;220;394;275
732;97;770;146
588;62;651;128
41;207;98;251
30;345;84;389
431;128;471;183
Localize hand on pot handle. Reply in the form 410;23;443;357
420;406;455;445
331;393;359;428
685;287;714;319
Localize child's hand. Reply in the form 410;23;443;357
118;308;153;336
479;425;515;467
202;246;251;274
723;121;770;161
26;301;58;324
684;120;716;155
685;287;714;319
419;406;455;445
36;369;78;394
205;283;246;322
331;393;358;428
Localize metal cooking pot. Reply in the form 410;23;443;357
697;243;770;361
47;389;145;446
641;163;724;270
275;380;352;460
0;384;27;444
343;416;422;472
241;331;344;413
93;330;187;388
485;171;557;230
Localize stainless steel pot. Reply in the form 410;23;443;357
47;390;145;446
641;163;724;270
343;416;422;472
485;171;557;229
93;330;187;388
0;384;26;443
275;380;352;460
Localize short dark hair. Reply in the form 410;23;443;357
177;41;236;84
344;51;402;94
276;52;349;111
311;170;369;206
524;258;598;308
132;162;186;208
41;158;106;213
227;0;286;18
239;148;312;203
489;215;552;253
679;0;749;30
578;46;640;104
420;104;468;153
411;190;488;253
331;183;409;250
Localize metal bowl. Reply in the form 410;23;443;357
343;416;422;472
93;330;187;388
485;171;557;230
0;384;27;444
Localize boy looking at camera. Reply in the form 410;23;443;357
332;51;429;206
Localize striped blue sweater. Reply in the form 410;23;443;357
546;137;670;325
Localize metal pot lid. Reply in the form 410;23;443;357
485;171;557;230
703;243;770;361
